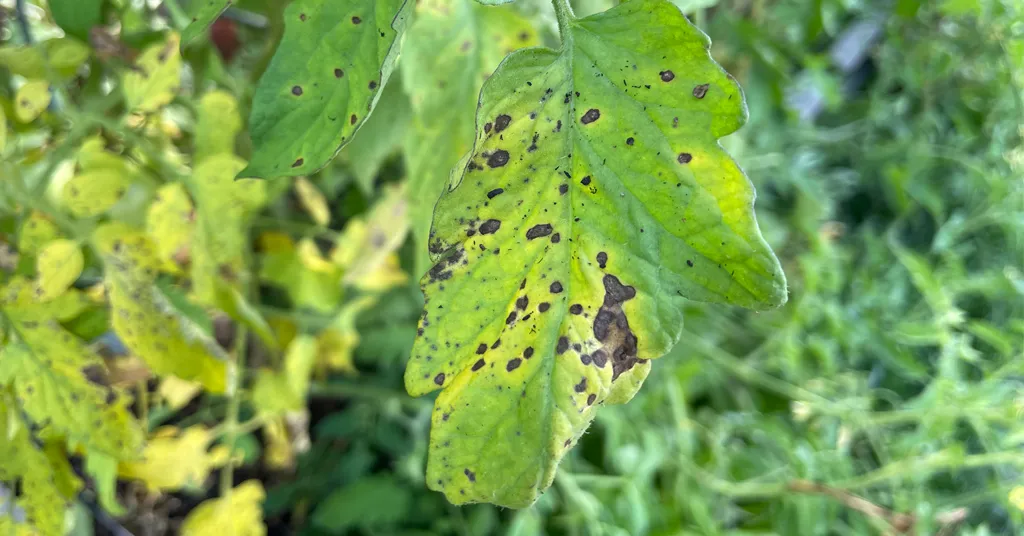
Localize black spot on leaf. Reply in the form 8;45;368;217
487;150;510;168
479;219;501;234
693;84;709;98
494;114;512;132
526;224;553;239
507;358;521;371
580;108;601;124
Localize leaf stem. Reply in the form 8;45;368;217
551;0;575;45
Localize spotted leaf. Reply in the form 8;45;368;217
405;0;786;508
402;0;539;274
195;90;242;162
239;0;411;179
123;33;182;113
35;239;83;300
94;223;230;393
14;80;51;123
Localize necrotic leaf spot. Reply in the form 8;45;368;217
487;150;510;168
291;86;303;96
292;158;304;168
506;358;521;371
351;16;361;24
524;347;534;358
550;281;563;293
597;252;608;268
494;114;511;133
556;337;569;354
570;304;583;314
580;108;601;124
660;70;675;82
526;224;553;239
476;343;487;354
538;302;550;312
434;373;445;385
487;188;504;199
516;296;529;309
472;359;485;371
693;84;709;98
479;219;501;234
677;153;692;164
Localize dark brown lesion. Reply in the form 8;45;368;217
591;274;640;380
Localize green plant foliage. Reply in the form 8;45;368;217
240;0;411;179
48;0;104;41
181;0;234;46
122;33;182;113
406;0;785;507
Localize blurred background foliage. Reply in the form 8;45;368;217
0;0;1022;534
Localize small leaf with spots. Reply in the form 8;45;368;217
195;90;242;162
406;0;786;508
180;480;266;536
146;182;196;273
239;0;411;179
14;80;51;123
35;239;83;300
123;33;182;112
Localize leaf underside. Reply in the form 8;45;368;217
239;0;410;179
406;0;786;508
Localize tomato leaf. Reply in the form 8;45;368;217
402;0;540;275
239;0;411;179
49;0;104;41
405;0;786;508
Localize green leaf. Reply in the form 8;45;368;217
35;239;83;300
85;452;126;516
0;38;90;79
402;0;540;275
181;0;233;47
251;335;316;416
311;476;411;532
405;0;785;508
239;0;412;179
123;33;182;113
93;223;230;393
49;0;104;41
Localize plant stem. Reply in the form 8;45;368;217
219;324;249;496
551;0;575;44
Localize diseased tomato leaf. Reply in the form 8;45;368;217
239;0;411;179
405;0;786;508
402;0;540;275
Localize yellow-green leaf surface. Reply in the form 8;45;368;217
63;138;137;217
239;0;411;179
181;0;233;46
19;212;61;256
402;0;539;274
123;33;182;113
0;398;70;536
146;182;195;272
180;480;266;536
0;38;90;79
190;155;267;305
0;279;143;458
118;426;230;491
195;90;242;162
406;0;786;508
14;80;51;123
35;239;83;300
294;177;331;226
94;223;230;392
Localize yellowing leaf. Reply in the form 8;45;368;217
190;154;267;306
159;376;203;410
146;182;195;273
294;177;331;226
334;183;409;285
19;212;61;256
94;223;229;393
407;0;785;508
259;234;343;313
180;480;266;536
123;33;182;112
317;296;377;373
14;80;51;123
118;426;230;491
349;253;407;292
262;417;295;470
1011;486;1024;511
0;104;7;151
251;335;316;416
63;168;133;218
35;239;83;300
297;238;336;273
196;90;242;162
0;398;73;536
0;38;90;79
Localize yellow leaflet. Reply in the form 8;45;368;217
93;222;229;393
180;480;266;536
18;211;60;256
317;296;377;373
251;335;316;416
263;417;295;470
63;139;136;218
0;104;7;151
259;233;342;313
195;90;242;163
0;38;90;79
123;33;182;112
294;177;331;226
350;253;407;292
146;182;195;273
118;426;230;491
333;183;409;285
297;238;336;273
14;80;51;123
158;375;203;410
35;239;83;300
190;154;266;306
